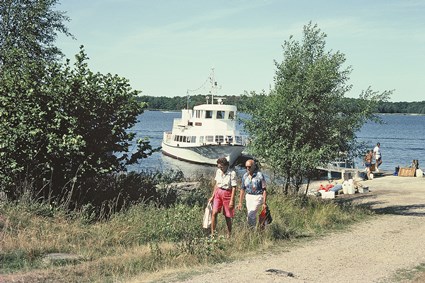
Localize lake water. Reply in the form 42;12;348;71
128;111;425;178
356;114;425;172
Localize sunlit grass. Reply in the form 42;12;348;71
0;182;372;282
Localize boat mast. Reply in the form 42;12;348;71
209;68;217;105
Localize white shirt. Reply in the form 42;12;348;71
373;145;381;159
215;169;237;190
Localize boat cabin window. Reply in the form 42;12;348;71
195;122;202;126
216;111;225;119
173;135;196;143
235;136;242;144
215;135;224;143
199;136;204;144
206;110;213;119
205;136;214;142
195;110;201;118
229;111;235;120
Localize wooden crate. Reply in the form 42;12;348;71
398;167;416;177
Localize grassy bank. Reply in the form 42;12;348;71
0;182;372;282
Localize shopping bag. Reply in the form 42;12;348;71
202;202;212;229
259;206;273;227
265;206;273;224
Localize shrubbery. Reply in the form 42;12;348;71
0;178;372;281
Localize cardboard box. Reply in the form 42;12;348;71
398;168;415;177
358;187;369;194
321;191;335;199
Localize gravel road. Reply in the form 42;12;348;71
176;175;425;283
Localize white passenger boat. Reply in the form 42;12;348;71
161;72;247;166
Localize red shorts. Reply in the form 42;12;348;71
213;188;234;218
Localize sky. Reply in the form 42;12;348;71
56;0;425;102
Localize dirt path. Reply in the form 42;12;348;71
171;175;425;283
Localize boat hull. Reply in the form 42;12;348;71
161;141;244;166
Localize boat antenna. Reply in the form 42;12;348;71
209;68;217;104
186;68;220;105
186;72;209;104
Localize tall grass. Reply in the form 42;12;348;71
0;180;372;282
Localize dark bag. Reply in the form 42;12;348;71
265;206;273;224
259;206;273;226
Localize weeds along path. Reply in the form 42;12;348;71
154;176;425;283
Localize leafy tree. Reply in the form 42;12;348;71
0;0;72;66
1;46;157;201
0;0;157;203
242;22;391;194
1;0;71;195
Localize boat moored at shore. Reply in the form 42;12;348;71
162;99;247;166
161;70;247;165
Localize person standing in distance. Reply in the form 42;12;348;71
364;149;373;180
373;142;382;172
208;157;237;238
237;159;267;227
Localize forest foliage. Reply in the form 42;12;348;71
137;95;425;114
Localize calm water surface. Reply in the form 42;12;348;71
356;114;425;172
128;111;425;177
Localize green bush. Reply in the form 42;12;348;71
0;175;372;281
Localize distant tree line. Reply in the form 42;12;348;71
138;95;425;114
137;94;245;111
378;101;425;114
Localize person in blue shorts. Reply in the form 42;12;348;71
364;149;373;180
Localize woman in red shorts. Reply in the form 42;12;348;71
208;157;237;238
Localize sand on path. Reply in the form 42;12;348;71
168;175;425;283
